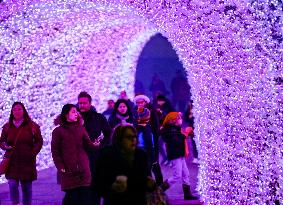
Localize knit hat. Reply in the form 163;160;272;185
162;112;182;127
133;94;150;104
137;107;151;125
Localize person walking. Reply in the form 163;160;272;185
133;94;164;186
170;70;191;113
77;91;112;205
160;112;198;200
51;104;99;205
154;94;175;165
95;124;155;205
0;102;43;205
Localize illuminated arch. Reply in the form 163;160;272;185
0;0;282;204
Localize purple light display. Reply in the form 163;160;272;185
0;0;282;204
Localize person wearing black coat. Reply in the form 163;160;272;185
95;124;154;205
160;112;198;201
108;99;134;129
77;92;112;205
154;94;175;164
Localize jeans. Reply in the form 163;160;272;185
167;157;191;186
8;179;32;205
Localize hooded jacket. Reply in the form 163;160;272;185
51;115;95;190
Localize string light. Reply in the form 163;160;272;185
0;0;282;204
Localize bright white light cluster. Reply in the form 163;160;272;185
0;0;157;182
0;0;282;204
126;0;282;204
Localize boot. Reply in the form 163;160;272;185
182;184;199;200
160;180;170;191
152;162;163;186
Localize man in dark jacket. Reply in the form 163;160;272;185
77;91;112;205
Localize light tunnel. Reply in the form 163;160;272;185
0;0;282;204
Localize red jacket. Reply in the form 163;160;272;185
51;119;96;190
0;121;43;181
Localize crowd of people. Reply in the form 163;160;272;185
0;88;199;205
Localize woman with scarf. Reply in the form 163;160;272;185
108;99;134;129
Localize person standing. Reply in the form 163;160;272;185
160;112;198;200
149;73;168;99
183;100;199;163
51;104;99;205
154;94;175;165
133;94;164;186
118;90;135;114
102;99;115;120
0;102;43;205
77;91;112;205
170;70;191;113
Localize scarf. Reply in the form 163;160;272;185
116;113;129;124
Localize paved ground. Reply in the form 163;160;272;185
0;139;203;205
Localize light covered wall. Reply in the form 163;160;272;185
0;0;282;204
0;0;158;175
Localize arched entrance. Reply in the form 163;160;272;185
135;33;191;113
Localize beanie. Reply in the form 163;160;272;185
162;112;182;127
133;94;150;104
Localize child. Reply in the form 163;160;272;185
160;112;198;200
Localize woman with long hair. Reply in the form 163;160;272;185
108;99;134;129
0;102;43;205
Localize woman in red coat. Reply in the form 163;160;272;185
0;102;43;205
51;104;99;205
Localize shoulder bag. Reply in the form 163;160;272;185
0;127;23;175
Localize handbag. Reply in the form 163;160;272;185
146;186;169;205
0;157;11;175
0;127;23;175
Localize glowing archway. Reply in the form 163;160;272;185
0;0;282;204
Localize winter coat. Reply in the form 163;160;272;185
161;125;186;160
0;120;43;181
102;108;114;120
95;146;149;205
80;109;112;186
51;120;96;191
80;109;111;147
